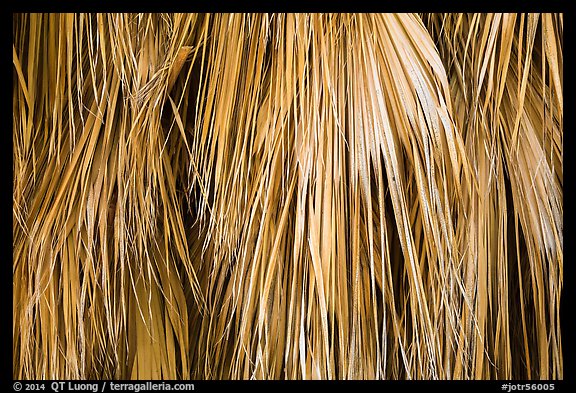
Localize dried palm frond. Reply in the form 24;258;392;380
13;12;562;380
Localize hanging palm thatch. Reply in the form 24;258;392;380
12;13;562;380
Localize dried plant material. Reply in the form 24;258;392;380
13;13;562;380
